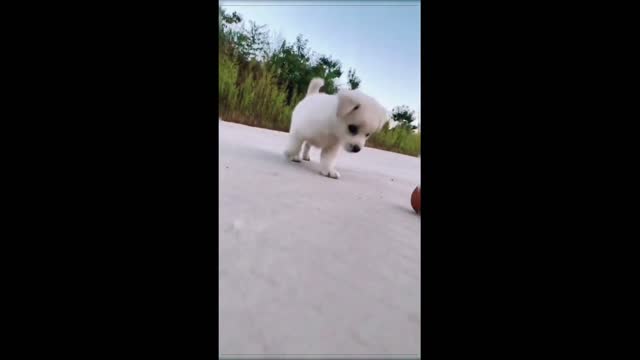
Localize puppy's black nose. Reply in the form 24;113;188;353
352;145;361;153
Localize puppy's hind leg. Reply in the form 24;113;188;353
302;141;311;161
284;135;304;162
319;143;341;179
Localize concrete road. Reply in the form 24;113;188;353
219;120;421;358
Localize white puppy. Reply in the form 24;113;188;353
284;78;388;179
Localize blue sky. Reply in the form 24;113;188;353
220;0;421;125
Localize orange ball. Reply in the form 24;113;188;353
411;186;421;214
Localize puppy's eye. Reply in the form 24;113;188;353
348;125;358;135
365;133;370;137
353;105;360;111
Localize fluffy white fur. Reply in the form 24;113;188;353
284;78;388;179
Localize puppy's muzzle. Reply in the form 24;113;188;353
348;145;361;153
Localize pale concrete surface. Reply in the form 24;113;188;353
219;120;421;358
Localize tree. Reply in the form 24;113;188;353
391;105;418;131
219;6;242;35
243;21;269;60
347;68;361;90
311;55;342;94
265;31;286;60
267;38;312;103
219;6;244;57
293;34;310;63
265;35;344;100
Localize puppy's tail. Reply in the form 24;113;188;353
306;78;324;97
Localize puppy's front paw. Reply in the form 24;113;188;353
302;154;310;161
320;169;340;179
284;151;301;163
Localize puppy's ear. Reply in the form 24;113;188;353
336;91;360;118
